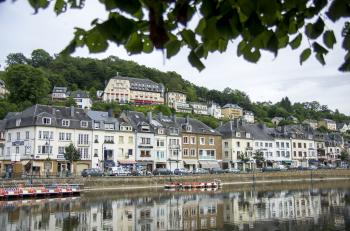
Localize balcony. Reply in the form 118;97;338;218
169;144;180;149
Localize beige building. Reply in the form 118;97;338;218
165;91;186;109
319;119;337;131
221;104;243;119
103;76;164;105
303;119;318;129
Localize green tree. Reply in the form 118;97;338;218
6;53;28;66
238;153;250;172
64;143;81;174
65;97;77;107
8;0;350;71
340;149;349;163
253;151;265;168
5;64;50;104
31;49;53;68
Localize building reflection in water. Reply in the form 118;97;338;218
0;188;349;231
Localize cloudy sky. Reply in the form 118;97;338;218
0;1;349;114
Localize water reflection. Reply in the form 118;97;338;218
0;186;349;231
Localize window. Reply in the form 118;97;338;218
294;151;296;157
265;143;268;147
255;142;259;147
25;131;29;140
6;147;10;156
225;151;229;157
236;142;240;148
246;133;251;138
190;136;196;144
94;149;98;157
15;147;19;154
269;143;272;147
224;142;228;148
140;150;151;157
286;151;290;157
119;136;124;144
105;123;115;130
78;134;89;144
94;135;99;143
247;142;251;147
42;117;51;125
190;149;196;156
158;128;164;134
276;142;279;148
303;143;306;148
281;151;285;156
183;148;189;156
58;147;65;154
16;119;21;126
157;139;164;147
277;151;280;157
141;138;151;144
94;122;100;129
16;132;20;140
309;143;313;148
186;125;192;132
236;132;241;137
128;136;133;144
183;136;189;144
298;143;302;148
8;133;11;141
200;137;205;145
281;142;285;148
298;151;302;157
66;133;71;140
78;147;89;159
104;136;114;143
38;145;52;154
62;120;70;127
59;132;65;141
286;143;289;148
81;121;88;128
157;151;165;158
209;138;214;145
293;142;296;148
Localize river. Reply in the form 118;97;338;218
0;181;349;230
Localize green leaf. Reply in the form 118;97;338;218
326;0;350;22
104;0;141;14
243;47;261;63
266;33;279;56
305;17;324;39
218;39;228;53
142;38;153;54
85;29;108;53
54;0;66;14
339;54;350;72
290;34;302;49
315;52;325;65
300;48;311;65
125;33;143;54
188;51;205;71
323;30;336;49
165;39;181;58
237;40;247;57
278;35;289;48
181;29;198;49
312;42;328;54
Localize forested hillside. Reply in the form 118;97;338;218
0;49;349;126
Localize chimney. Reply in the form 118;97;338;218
230;120;233;131
147;111;152;123
186;115;190;124
234;118;239;128
172;114;177;123
70;106;74;117
108;109;113;117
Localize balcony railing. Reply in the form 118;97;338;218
169;144;180;149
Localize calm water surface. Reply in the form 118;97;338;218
1;183;350;231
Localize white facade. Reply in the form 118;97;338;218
207;103;222;119
291;138;317;167
189;102;208;115
243;111;254;123
166;91;186;109
273;138;292;164
74;97;92;109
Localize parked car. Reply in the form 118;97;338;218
107;167;130;176
81;168;104;177
308;165;318;170
192;168;209;174
174;168;191;175
209;168;226;174
262;167;281;172
152;168;172;176
276;165;288;171
225;168;240;173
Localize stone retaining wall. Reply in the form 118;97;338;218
1;169;349;188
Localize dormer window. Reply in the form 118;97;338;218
246;133;251;138
105;123;115;130
62;119;70;127
42;117;51;125
186;125;192;132
94;122;100;129
81;121;88;128
158;128;164;134
236;132;241;137
16;119;21;127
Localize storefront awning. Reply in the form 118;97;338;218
199;161;220;169
183;160;198;165
118;160;136;165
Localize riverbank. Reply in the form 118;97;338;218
1;169;350;191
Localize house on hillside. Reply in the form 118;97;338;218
189;102;208;115
70;90;92;109
319;119;337;131
51;87;68;100
271;117;284;125
337;123;349;133
221;104;243;120
0;80;8;98
303;119;318;129
243;111;254;123
207;102;222;119
103;76;165;105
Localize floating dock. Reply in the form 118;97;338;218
164;180;222;190
0;184;81;200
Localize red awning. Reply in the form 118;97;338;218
118;160;136;165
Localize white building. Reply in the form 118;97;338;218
165;91;186;109
243;111;254;123
189;102;208;115
70;90;92;109
207;102;222;119
51;86;68;100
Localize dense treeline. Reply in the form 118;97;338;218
0;49;349;126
